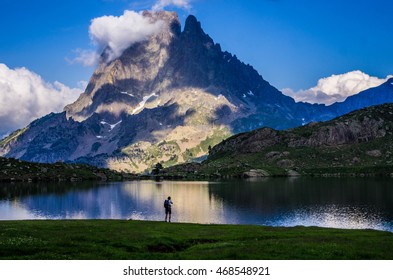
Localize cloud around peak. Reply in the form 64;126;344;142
282;71;392;105
89;10;164;63
70;0;193;66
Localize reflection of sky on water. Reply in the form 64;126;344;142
1;178;393;232
0;181;228;223
0;201;46;220
121;181;226;223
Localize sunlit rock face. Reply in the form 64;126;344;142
65;11;181;122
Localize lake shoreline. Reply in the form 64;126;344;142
3;155;393;183
159;163;393;180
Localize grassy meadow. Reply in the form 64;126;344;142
1;220;392;260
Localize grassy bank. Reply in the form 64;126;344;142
1;220;392;260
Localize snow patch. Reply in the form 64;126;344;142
100;120;122;131
214;94;223;101
109;120;122;130
96;136;104;139
132;93;158;114
120;91;134;97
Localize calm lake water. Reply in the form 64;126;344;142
1;178;393;232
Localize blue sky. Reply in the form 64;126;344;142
0;0;392;90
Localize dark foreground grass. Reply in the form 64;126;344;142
1;220;393;260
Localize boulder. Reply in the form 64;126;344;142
243;169;269;178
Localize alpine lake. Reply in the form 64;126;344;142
1;177;393;232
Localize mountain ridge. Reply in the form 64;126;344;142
1;12;393;172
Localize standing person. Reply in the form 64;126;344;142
164;196;173;222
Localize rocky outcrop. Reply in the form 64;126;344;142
210;103;393;158
243;169;270;178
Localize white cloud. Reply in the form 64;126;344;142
89;10;164;62
0;63;82;137
282;71;393;105
152;0;192;11
67;49;100;67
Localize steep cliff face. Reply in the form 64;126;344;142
65;11;181;122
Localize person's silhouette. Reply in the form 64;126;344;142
164;196;173;222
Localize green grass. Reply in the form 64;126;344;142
0;220;392;260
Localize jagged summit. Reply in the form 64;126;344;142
2;11;393;172
64;11;290;127
183;15;203;34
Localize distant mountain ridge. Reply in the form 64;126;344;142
330;78;393;115
1;12;393;172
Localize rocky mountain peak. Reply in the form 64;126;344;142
182;14;214;48
183;15;202;35
142;10;181;41
64;11;252;123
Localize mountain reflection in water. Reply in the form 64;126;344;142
1;178;393;232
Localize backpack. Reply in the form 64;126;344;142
164;199;169;208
